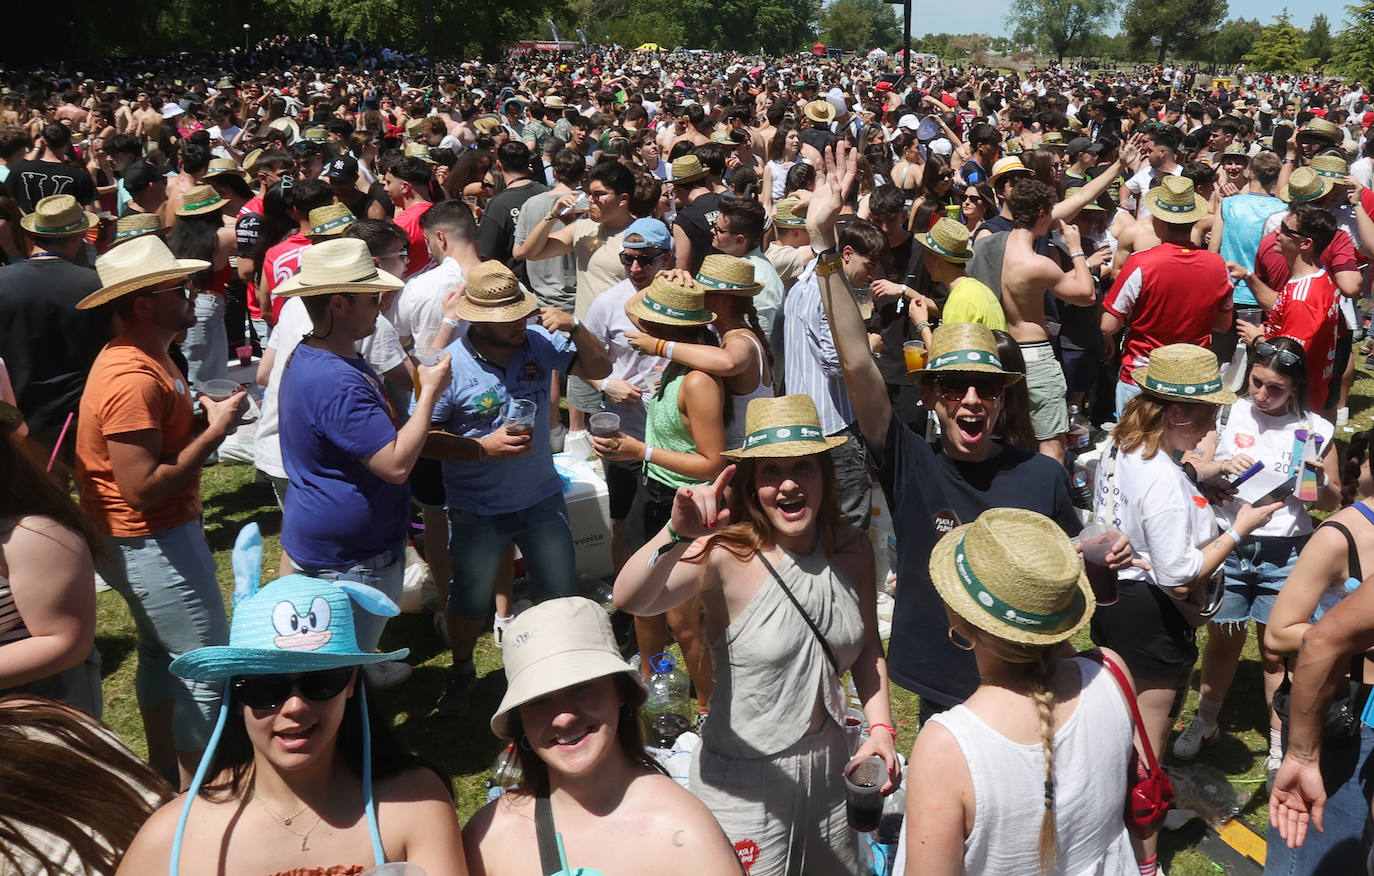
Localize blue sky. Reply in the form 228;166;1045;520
904;0;1355;40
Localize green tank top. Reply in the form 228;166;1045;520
644;370;701;490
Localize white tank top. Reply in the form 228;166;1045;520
725;331;774;449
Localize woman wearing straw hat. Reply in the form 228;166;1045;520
1090;343;1281;870
117;529;467;876
596;273;725;719
169;184;236;392
623;254;774;449
462;597;742;876
615;394;899;876
902;507;1138;876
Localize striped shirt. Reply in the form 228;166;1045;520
782;260;856;435
0;573;26;646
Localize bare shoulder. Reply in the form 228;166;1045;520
375;764;455;804
117;793;192;873
463;792;536;876
626;774;742;873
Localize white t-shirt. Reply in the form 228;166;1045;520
1125;164;1183;217
391;257;465;349
1217;399;1334;537
582;277;663;440
1094;444;1215;591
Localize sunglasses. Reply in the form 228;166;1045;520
936;375;1003;402
233;667;354;710
619;251;665;266
1254;339;1301;367
962;195;985;204
1277;223;1310;240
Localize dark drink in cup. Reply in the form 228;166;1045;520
843;755;885;832
846;784;882;832
1085;560;1118;605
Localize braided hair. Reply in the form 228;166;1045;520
1342;428;1374;507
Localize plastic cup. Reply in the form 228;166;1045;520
903;339;927;373
1074;523;1121;606
854;285;875;321
843;708;866;755
645;370;664;394
588;411;622;451
413;346;445;367
502;398;538;434
236;343;253;366
844;755;885;832
198;379;241;402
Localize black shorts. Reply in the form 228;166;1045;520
1330;328;1352;409
1091;579;1197;696
409;455;446;509
604;458;643;520
625;475;678;552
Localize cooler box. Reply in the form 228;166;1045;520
552;453;614;582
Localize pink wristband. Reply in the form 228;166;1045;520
868;722;895;739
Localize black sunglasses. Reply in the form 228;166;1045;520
619;251;665;266
1254;339;1301;367
1277;223;1310;240
936;375;1003;402
233;667;354;710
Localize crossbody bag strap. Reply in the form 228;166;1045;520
535;795;562;876
757;550;840;675
1082;649;1161;774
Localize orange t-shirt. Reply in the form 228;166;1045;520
76;341;202;537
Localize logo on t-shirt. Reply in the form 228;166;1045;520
733;839;759;874
1235;433;1256;449
933;508;961;535
474;391;502;419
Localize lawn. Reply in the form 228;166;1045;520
92;366;1374;874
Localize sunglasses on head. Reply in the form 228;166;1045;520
1254;339;1301;367
232;667;354;710
619;250;664;266
936;375;1003;402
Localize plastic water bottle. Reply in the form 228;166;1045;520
1313;577;1361;622
1067;405;1091;451
1070;458;1093;511
484;741;523;801
645;653;692;747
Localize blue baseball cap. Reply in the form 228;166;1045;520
621;217;672;252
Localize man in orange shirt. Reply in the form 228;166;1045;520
74;235;247;787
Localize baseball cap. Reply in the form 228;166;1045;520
326;154;359;181
621;217;673;251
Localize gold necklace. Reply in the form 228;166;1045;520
257;795;325;851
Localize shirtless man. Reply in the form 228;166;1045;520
673;105;713;150
999;178;1095;463
129;93;162;141
54;92;88;128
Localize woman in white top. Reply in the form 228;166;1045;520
1090;344;1279;873
1174;338;1338;770
762;123;803;210
903;507;1137;876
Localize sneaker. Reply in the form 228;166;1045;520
363;660;413;690
1365;352;1374;371
435;663;477;717
1172;716;1218;759
693;712;708;735
493;613;514;647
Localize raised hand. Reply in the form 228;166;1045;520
669;464;736;538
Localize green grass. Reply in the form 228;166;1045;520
93;365;1374;873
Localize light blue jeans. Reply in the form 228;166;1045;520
184;293;228;391
1115;378;1144;419
1265;717;1374;874
447;492;578;619
290;543;406;652
99;519;228;749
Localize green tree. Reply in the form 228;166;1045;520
849;0;902;48
1210;17;1263;65
1121;0;1228;63
1244;9;1309;71
1007;0;1118;64
1307;13;1333;65
1333;1;1374;82
820;0;874;49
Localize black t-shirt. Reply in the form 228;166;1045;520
673;190;722;274
874;233;942;385
876;415;1079;705
477;181;549;270
0;257;107;435
5;159;97;213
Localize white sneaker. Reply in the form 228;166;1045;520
493;613;514;647
363;660;413;690
1172;716;1218;759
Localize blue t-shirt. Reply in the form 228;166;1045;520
278;344;409;568
429;325;576;515
1220;193;1287;306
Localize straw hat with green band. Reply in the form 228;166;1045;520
204;157;249;182
111;212;165;246
1298;117;1341;143
175;185;225;217
404;142;437;164
274;238;404;299
773;197;806;227
696;254;761;296
929;507;1094;646
722;395;847;459
1311;153;1350;181
1279;166;1332;203
1221;144;1251;163
307;203;357;237
626;275;716;326
670;154;707;185
1143;175;1208;224
1131;343;1236;405
1040;131;1066;146
917;217;973;263
19;195;99;238
912;323;1023;383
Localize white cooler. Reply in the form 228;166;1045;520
550;453;614;582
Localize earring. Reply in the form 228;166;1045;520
519;734;533;750
947;626;975;651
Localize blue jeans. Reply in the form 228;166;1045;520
1216;535;1306;627
184;293;228;391
291;544;405;652
1115;378;1144;419
1266;719;1374;874
99;519;228;750
447;491;578;619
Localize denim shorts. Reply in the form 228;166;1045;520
1215;535;1306;627
1115;379;1144;420
99;519;229;750
291;543;406;652
447;491;578;619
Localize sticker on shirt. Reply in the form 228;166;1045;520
1235;433;1256;449
473;390;503;421
733;839;759;875
933;508;961;536
1192;495;1209;509
174;379;187;396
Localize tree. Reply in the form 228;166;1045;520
1307;13;1333;65
1244;9;1309;72
1121;0;1228;63
1007;0;1118;64
849;0;902;49
1210;18;1263;66
820;0;874;50
1333;0;1374;83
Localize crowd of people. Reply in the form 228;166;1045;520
6;42;1374;875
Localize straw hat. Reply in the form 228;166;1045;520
203;157;248;181
1311;153;1350;181
242;148;266;175
455;261;539;323
773;196;806;227
403;141;437;164
300;126;329;143
472;115;503;136
405;118;426;139
917;217;973;263
1220;144;1251;162
1065;115;1084;133
670;154;707;185
19;195;98;238
1298;117;1341;143
912;322;1022;383
175;185;225;217
110;212;164;246
1131;343;1236;405
722;395;847;459
1004;136;1024;155
1279;166;1332;203
1040;131;1066;147
307;204;357;237
544;94;566;109
696;254;761;296
273;238;404;298
77;235;209;309
490;596;645;739
803;99;836;125
1143;176;1208;224
625;274;716;326
989;156;1031;183
929;507;1093;646
1064;187;1105;211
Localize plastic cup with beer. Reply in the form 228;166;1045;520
198;379;241;402
501;398;538;435
903;339;928;373
412;347;445;400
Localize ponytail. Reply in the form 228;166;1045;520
1029;649;1058;874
